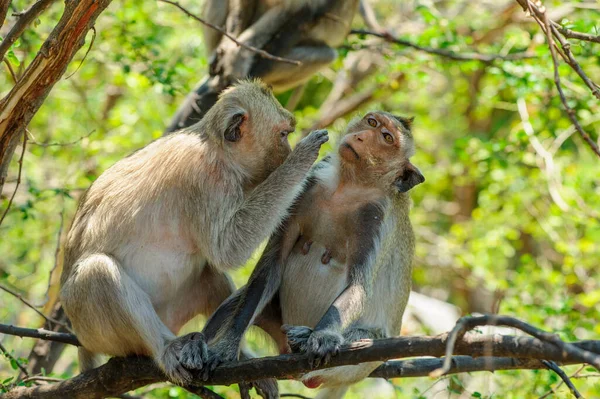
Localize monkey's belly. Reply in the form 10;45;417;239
280;246;347;327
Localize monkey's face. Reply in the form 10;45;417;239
340;112;413;168
339;112;423;191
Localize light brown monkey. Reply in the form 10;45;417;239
201;111;424;398
59;80;329;387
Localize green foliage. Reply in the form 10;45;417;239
1;0;599;397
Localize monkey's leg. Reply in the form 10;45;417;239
61;253;201;384
198;267;280;399
251;45;337;92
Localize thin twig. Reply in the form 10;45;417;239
552;22;600;44
349;29;535;62
0;341;29;377
184;385;225;399
0;324;80;346
3;58;18;83
19;376;63;384
0;285;70;330
29;129;96;147
42;208;65;307
541;360;583;398
0;133;27;227
281;394;313;399
65;26;96;79
157;0;300;65
431;315;600;377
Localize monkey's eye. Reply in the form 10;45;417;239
367;117;378;127
383;132;394;144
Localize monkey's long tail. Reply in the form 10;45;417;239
314;386;349;399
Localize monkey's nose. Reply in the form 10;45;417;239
355;134;363;142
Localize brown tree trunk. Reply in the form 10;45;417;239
0;0;113;195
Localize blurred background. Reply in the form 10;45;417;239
1;0;599;397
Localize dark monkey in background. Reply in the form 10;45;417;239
168;0;360;132
201;111;424;398
60;80;329;385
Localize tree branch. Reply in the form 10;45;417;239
2;319;600;398
349;29;535;62
0;324;80;346
0;0;57;63
0;0;113;196
541;360;582;399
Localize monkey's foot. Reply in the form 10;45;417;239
201;342;239;381
161;332;208;384
239;378;279;399
282;324;313;353
283;325;343;367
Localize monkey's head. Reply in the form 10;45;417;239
339;111;425;193
205;79;296;183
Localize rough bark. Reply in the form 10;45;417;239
0;0;113;195
4;334;599;399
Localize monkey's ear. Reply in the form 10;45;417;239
392;115;415;131
224;111;248;142
394;161;425;193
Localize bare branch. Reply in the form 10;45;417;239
3;319;600;398
431;315;600;377
541;360;582;398
157;0;300;66
0;0;10;30
0;324;79;346
0;285;71;330
349;29;535;62
552;22;600;44
0;133;26;227
0;0;57;62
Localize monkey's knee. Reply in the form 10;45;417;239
61;254;158;357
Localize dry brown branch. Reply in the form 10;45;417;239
552;22;600;43
514;0;600;158
0;132;25;227
349;29;535;62
0;0;56;62
2;320;600;398
0;0;113;195
157;0;300;66
431;315;600;377
0;285;70;329
0;341;29;377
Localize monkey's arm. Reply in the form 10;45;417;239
207;129;327;269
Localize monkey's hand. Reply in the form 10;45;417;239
283;325;344;368
288;129;329;168
161;332;208;384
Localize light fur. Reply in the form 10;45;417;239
60;80;328;384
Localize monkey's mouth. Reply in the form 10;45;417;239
342;143;360;159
